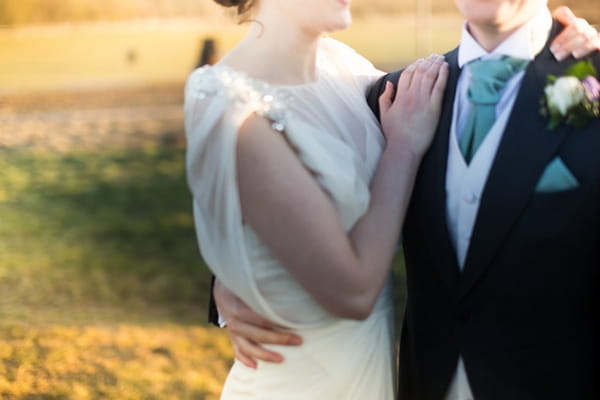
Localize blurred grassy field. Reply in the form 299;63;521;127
0;79;406;398
3;7;598;93
0;15;463;93
4;4;598;397
0;143;234;398
0;323;233;399
0;133;406;399
0;76;236;397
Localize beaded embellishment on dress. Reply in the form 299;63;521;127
189;65;292;132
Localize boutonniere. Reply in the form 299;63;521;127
540;60;600;130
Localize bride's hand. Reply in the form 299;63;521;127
214;279;302;368
379;54;448;158
551;7;600;61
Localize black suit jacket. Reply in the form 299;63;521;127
367;21;600;400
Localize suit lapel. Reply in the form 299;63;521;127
417;47;462;291
458;22;574;298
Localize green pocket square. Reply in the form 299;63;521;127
535;157;579;193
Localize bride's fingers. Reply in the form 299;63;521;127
410;57;432;94
396;60;419;96
378;81;395;116
430;62;449;112
419;55;444;96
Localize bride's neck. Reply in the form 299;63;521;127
221;13;321;85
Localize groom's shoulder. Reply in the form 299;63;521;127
366;47;459;119
365;69;401;119
366;69;401;119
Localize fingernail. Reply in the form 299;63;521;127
550;44;559;54
272;355;284;363
554;50;567;61
289;336;302;345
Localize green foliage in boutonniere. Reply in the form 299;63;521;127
540;60;600;130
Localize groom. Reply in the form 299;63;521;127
211;0;600;398
365;0;600;398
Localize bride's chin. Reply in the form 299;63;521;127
309;11;352;35
327;14;352;33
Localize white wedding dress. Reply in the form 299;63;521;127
184;37;395;399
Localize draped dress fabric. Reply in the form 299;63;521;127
184;38;396;399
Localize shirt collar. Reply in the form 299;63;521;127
458;6;553;68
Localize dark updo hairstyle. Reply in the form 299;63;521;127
213;0;256;18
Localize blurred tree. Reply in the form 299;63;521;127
196;38;217;68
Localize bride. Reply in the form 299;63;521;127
185;0;446;397
185;0;599;398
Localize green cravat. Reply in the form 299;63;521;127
459;56;529;164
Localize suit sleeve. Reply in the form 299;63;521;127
365;70;404;122
208;275;220;326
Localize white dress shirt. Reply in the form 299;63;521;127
443;7;553;400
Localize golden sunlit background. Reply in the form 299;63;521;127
0;0;597;399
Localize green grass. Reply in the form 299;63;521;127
0;144;407;398
0;144;407;319
0;323;233;399
0;147;208;315
1;6;598;398
0;14;427;396
0;146;241;398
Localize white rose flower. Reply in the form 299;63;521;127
545;76;585;116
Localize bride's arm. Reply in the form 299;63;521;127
236;56;447;320
216;59;445;368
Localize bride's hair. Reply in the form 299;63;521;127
213;0;256;16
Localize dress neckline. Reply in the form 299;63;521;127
209;62;324;91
